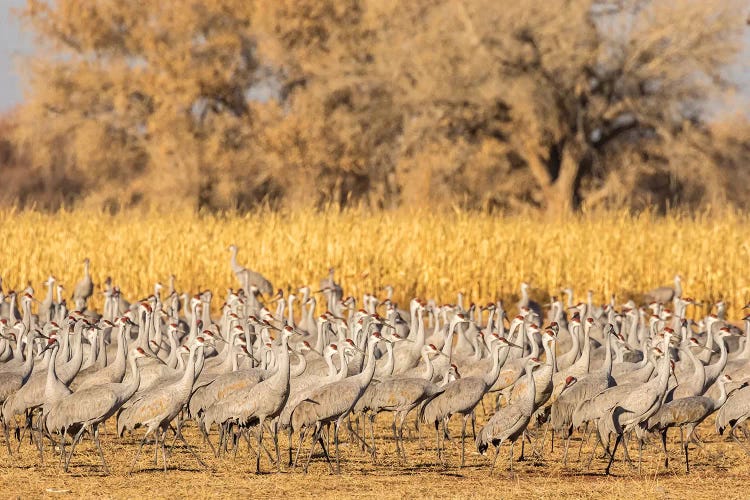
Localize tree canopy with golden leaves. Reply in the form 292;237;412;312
6;0;750;212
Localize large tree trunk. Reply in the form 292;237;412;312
545;145;580;215
523;141;581;215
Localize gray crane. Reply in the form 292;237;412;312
701;326;736;393
551;324;617;464
278;343;346;465
420;336;518;466
644;274;682;305
291;331;387;474
116;337;206;473
647;374;732;472
602;329;674;475
518;282;542;323
0;328;39;453
44;347;151;472
475;358;549;473
201;326;295;473
229;244;273;295
716;383;750;454
73;258;94;311
72;317;133;391
355;366;446;462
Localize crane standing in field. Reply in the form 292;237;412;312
421;335;519;466
73;258;94;311
44;347;152;473
475;357;542;474
603;328;674;475
646;374;733;472
117;337;206;474
228;244;273;296
201;325;295;473
291;331;388;474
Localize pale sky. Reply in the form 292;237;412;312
0;1;748;113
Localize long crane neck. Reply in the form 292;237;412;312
353;339;379;389
482;342;504;388
120;354;144;402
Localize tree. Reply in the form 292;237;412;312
8;0;750;213
370;0;748;213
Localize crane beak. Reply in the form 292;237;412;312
508;341;523;350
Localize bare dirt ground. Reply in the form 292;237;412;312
1;414;748;499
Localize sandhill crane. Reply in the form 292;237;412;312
644;275;682;305
551;324;616;462
716;381;750;454
73;259;94;311
518;282;542;323
291;331;388;473
39;276;56;324
602;328;674;475
0;328;39;453
701;326;737;393
201;326;295;473
420;336;519;466
355;365;446;461
475;359;553;473
44;347;152;472
647;374;732;472
72;317;133;391
279;343;347;465
670;338;708;400
228;244;273;295
556;315;580;371
399;344;445;380
117;336;206;473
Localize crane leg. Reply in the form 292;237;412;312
434;421;441;464
3;422;13;456
64;425;87;472
730;426;750;456
585;432;599;470
255;418;264;474
199;424;216;457
391;412;399;459
129;430;152;475
304;424;320;474
288;427;294;467
518;432;525;462
460;414;468;467
293;428;307;470
93;425;110;475
661;430;669;468
577;424;592;462
509;441;515;474
57;428;66;467
683;424;696;473
157;429;167;472
369;413;377;462
637;436;643;474
489;442;501;475
398;411;409;462
605;434;622;475
334;419;342;474
175;427;207;468
272;421;281;472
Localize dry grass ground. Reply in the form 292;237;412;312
0;415;748;499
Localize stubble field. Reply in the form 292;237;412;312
1;208;749;498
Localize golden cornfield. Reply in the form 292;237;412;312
1;208;748;320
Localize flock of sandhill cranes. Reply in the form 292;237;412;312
0;249;749;476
